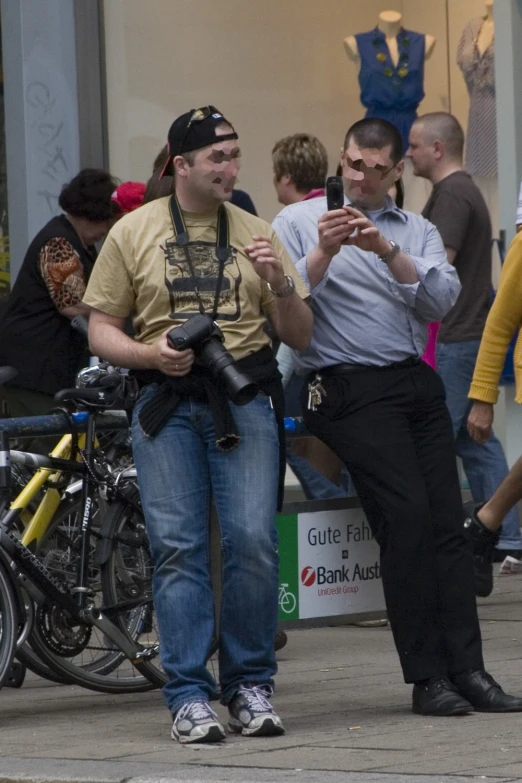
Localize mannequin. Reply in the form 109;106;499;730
343;9;436;203
344;11;436;67
477;1;494;56
458;1;496;179
457;0;497;270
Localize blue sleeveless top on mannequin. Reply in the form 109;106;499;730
354;27;425;153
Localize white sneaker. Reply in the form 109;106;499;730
228;685;285;736
171;701;226;744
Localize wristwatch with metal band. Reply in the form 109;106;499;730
267;274;296;297
379;240;401;265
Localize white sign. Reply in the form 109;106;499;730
297;508;385;619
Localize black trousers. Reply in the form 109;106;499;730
302;360;484;683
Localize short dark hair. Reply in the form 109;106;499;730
272;133;328;193
58;169;120;222
414;112;465;160
343;118;404;165
394;177;405;209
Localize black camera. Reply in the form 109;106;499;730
167;313;259;406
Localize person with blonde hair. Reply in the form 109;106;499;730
272;133;328;206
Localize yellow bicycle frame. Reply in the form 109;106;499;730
11;433;87;548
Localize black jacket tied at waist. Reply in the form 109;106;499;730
133;345;287;510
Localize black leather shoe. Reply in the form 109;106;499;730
452;669;522;712
412;676;474;716
274;630;288;652
463;501;499;598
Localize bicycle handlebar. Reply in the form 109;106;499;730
0;410;129;439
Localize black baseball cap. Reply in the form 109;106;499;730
159;106;238;178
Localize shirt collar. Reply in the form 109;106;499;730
345;194;408;223
303;188;326;201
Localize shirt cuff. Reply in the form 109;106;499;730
295;255;329;295
391;256;439;309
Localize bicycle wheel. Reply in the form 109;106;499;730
16;639;67;685
26;494;164;693
100;485;219;688
34;494;129;677
99;488;167;684
0;560;18;689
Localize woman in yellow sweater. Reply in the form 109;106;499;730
466;231;522;592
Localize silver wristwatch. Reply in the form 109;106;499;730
267;274;296;298
379;240;401;265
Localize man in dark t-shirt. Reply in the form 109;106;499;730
408;112;522;595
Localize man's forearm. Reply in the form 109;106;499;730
89;323;156;369
61;302;91;319
305;247;334;288
271;295;313;350
385;250;419;284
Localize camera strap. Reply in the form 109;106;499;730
169;194;229;319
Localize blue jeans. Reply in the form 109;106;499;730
132;386;279;714
437;341;522;550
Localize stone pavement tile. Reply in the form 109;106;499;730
196;745;404;772
1;757;519;783
374;748;522;776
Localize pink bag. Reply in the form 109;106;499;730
422;322;440;369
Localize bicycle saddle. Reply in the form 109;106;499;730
54;375;124;409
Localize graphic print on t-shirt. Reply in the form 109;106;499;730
162;238;241;321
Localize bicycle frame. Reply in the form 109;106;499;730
0;410;128;547
0;410;158;671
11;433;86;549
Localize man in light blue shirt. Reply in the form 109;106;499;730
273;117;522;717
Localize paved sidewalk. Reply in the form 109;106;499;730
1;572;521;783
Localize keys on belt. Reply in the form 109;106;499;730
307;374;327;411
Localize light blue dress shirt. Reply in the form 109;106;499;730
272;195;461;374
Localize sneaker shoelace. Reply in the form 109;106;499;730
239;685;274;713
177;701;216;722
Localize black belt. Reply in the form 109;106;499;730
319;356;420;377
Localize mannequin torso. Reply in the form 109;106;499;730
477;2;494;56
344;11;436;65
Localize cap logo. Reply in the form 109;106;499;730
212;113;223;119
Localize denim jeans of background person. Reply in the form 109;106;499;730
83;107;312;743
407;112;522;597
274;116;522;717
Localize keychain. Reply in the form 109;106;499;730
307;374;327;411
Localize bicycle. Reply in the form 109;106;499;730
0;372;167;693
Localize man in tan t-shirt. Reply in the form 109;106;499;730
84;106;312;744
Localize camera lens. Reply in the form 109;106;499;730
199;341;258;405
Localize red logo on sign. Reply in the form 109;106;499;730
301;566;316;587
